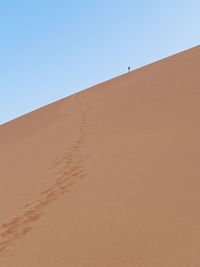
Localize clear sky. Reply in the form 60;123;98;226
0;0;200;124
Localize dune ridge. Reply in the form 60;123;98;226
0;45;200;266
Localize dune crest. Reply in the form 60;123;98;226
0;45;200;266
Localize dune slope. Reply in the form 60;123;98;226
0;45;200;266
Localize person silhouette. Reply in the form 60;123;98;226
128;66;130;72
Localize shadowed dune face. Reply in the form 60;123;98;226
0;45;200;266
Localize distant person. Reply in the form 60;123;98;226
128;66;130;72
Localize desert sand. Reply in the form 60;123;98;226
0;45;200;266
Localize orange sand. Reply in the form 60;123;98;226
0;45;200;266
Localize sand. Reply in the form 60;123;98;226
0;45;200;266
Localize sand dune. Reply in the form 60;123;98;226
0;45;200;266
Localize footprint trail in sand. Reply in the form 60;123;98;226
0;102;88;253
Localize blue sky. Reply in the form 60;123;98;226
0;0;199;124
